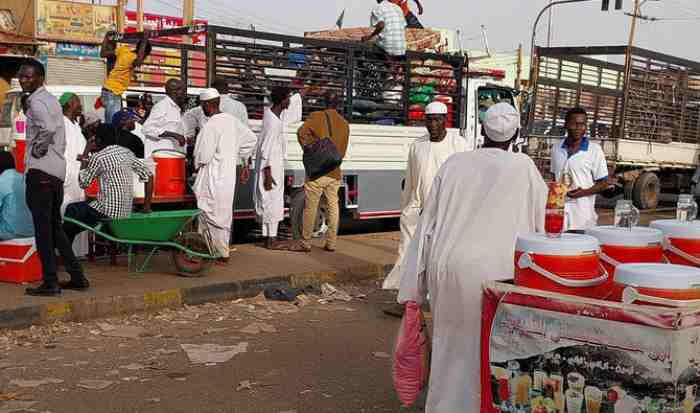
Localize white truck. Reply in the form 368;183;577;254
525;45;700;209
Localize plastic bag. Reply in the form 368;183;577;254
392;301;431;407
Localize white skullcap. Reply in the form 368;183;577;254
425;101;448;115
483;103;520;142
82;112;101;127
199;88;220;101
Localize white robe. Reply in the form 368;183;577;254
383;131;469;290
182;95;249;139
193;113;257;258
61;116;89;257
253;94;302;230
397;148;547;413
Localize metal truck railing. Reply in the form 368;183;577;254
124;25;467;129
526;45;700;172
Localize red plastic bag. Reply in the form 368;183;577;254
392;301;431;407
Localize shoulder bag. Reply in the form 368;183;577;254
302;111;343;181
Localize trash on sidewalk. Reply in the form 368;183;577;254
236;380;255;392
372;351;391;359
102;326;147;339
180;342;248;364
319;283;353;303
264;285;300;302
295;294;312;307
77;380;115;390
9;378;63;388
0;401;38;413
166;372;190;381
240;322;277;335
0;390;30;402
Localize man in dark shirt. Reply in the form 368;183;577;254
112;108;145;158
18;60;87;296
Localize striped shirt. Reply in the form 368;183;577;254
78;145;152;219
371;1;407;56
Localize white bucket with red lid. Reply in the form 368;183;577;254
649;219;700;267
514;233;609;299
614;263;700;306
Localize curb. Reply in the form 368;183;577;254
0;264;392;331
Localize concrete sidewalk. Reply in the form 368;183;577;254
0;232;399;330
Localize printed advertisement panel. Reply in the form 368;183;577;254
124;11;207;46
36;0;116;43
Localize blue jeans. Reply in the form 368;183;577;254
101;88;122;124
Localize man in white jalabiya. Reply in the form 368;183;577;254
398;103;547;413
142;78;187;158
193;89;258;264
254;86;302;250
382;101;469;316
59;93;89;257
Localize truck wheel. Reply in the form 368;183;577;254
632;172;660;210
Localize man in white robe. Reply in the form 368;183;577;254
254;86;302;250
193;89;257;263
398;103;548;413
182;77;249;140
142;79;187;158
383;101;470;299
59;93;89;257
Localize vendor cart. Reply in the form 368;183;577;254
482;280;700;413
63;209;218;277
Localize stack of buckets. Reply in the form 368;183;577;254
86;149;185;199
514;186;700;307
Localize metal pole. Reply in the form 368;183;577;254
620;0;641;141
516;43;523;90
529;0;593;89
183;0;194;44
137;0;144;32
546;0;553;47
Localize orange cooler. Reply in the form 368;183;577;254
614;263;700;306
152;150;186;197
650;220;700;267
514;233;609;299
586;226;665;274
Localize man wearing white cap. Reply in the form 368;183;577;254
382;101;470;313
192;88;258;263
398;103;547;413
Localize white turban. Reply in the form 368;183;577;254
483;103;520;142
425;101;448;115
199;88;220;101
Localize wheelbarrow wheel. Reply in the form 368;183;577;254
171;232;214;277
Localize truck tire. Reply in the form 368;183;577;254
632;172;660;210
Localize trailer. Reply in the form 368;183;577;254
525;45;700;209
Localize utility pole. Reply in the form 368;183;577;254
137;0;144;32
516;44;523;91
546;0;554;47
621;0;641;140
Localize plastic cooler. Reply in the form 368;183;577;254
514;233;610;299
613;263;700;306
650;220;700;267
152;150;186;197
586;226;665;273
0;238;42;284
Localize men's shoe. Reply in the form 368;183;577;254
382;303;405;318
288;241;312;253
323;245;336;252
26;283;61;297
60;278;90;291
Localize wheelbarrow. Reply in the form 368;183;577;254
63;209;219;277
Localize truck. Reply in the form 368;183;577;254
0;25;519;235
525;45;700;209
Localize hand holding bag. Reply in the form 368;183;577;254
302;111;343;181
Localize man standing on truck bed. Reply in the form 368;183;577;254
551;107;609;232
389;0;424;29
100;32;152;125
361;0;407;57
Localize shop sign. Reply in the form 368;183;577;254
36;0;116;44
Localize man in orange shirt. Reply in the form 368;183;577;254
390;0;424;29
100;32;152;125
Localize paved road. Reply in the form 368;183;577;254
0;282;423;413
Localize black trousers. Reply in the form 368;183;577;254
63;201;107;245
25;169;84;284
405;11;423;29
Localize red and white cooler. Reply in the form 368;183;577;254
586;226;665;275
613;263;700;307
0;238;42;284
650;219;700;267
514;233;609;299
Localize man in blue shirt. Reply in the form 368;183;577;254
0;152;34;240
